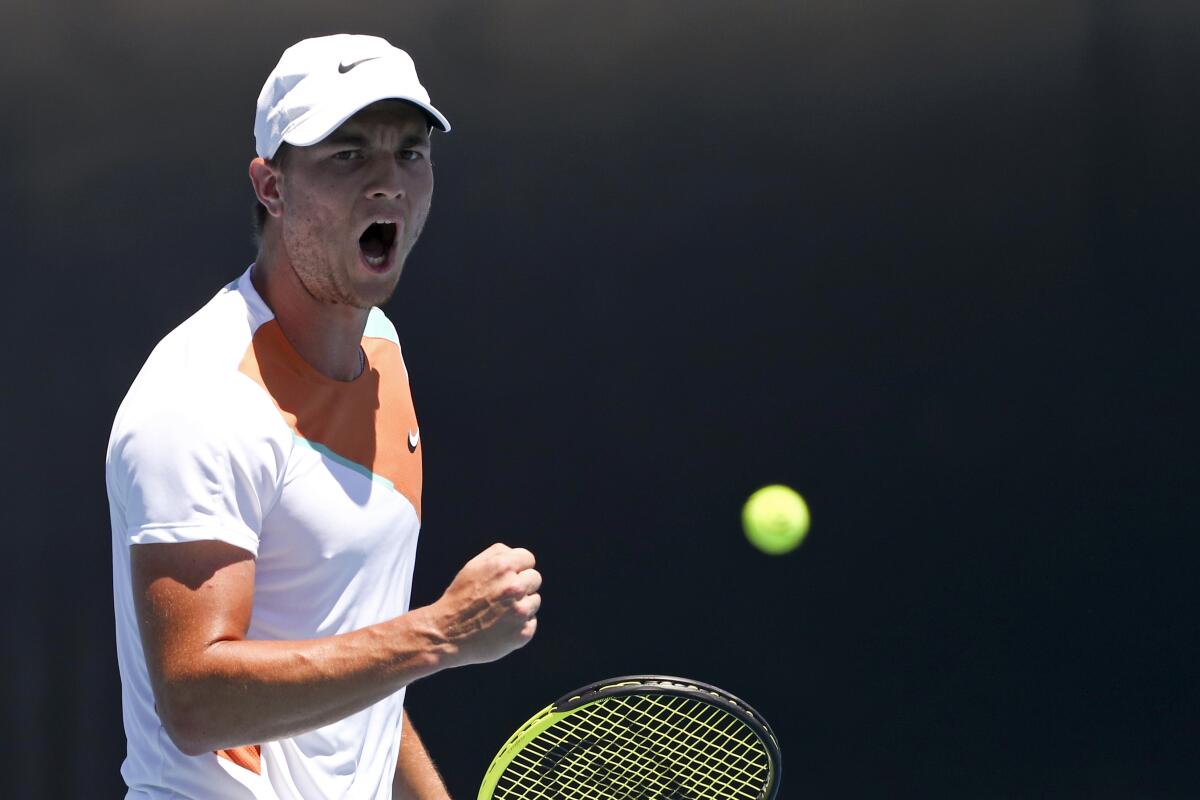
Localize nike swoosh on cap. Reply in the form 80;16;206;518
338;56;381;74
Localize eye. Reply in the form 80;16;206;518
333;150;362;161
399;150;425;162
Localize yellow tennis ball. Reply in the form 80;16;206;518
742;485;810;555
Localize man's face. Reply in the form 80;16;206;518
275;100;434;309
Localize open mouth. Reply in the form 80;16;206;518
358;221;398;269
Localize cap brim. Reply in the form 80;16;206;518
280;85;450;152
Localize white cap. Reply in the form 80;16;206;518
254;34;450;159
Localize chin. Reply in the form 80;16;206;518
349;272;403;309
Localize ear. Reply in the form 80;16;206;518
248;157;284;219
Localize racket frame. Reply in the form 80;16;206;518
477;674;782;800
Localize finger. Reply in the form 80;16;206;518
513;592;541;619
520;616;538;641
507;547;536;570
517;568;542;595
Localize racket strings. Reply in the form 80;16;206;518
588;696;763;794
494;693;771;799
527;699;762;799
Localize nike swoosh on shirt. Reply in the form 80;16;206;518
408;429;420;452
339;57;381;74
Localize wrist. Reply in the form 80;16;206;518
404;604;461;672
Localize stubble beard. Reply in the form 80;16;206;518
283;220;416;311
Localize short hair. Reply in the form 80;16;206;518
251;144;292;249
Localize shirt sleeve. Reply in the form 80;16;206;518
108;373;291;557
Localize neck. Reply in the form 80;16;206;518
252;238;368;382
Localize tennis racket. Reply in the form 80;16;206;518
477;675;782;799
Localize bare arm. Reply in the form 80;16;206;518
393;710;451;799
132;540;540;755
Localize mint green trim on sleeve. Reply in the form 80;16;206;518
292;435;397;492
363;307;400;345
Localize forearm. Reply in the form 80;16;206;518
394;710;451;799
156;607;455;754
136;540;538;758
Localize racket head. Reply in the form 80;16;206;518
478;675;782;800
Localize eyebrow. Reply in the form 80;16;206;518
321;131;431;149
321;133;370;148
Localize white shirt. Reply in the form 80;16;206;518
107;267;423;799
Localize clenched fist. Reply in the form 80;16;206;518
428;543;541;667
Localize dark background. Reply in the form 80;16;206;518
2;1;1196;797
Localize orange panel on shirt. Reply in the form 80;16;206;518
238;320;422;517
216;745;262;775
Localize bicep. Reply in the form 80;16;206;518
131;540;257;686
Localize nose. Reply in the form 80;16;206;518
365;156;406;200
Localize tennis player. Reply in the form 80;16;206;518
106;34;541;799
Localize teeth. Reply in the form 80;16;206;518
361;220;395;268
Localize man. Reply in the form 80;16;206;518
106;34;541;799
